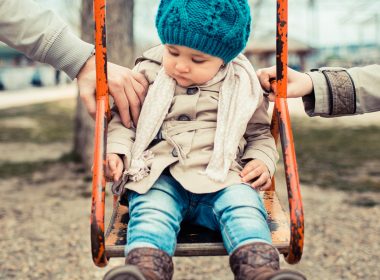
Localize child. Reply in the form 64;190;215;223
104;1;306;279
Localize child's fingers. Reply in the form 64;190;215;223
241;167;262;183
258;178;272;191
268;93;276;102
105;155;119;181
113;160;124;181
240;161;260;177
250;172;270;189
108;158;117;171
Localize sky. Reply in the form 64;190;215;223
38;0;380;48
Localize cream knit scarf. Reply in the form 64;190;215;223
125;54;262;183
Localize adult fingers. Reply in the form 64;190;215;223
256;66;276;92
124;80;141;127
132;71;149;101
131;78;145;103
110;82;132;128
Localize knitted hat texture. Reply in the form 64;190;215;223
155;0;251;63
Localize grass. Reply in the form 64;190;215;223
0;100;75;143
0;152;81;179
0;99;78;179
291;118;380;192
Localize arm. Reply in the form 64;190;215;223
304;65;380;117
241;95;279;177
0;0;93;80
0;0;149;127
257;64;380;117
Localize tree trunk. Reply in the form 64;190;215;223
74;0;134;170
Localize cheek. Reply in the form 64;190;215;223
199;66;220;80
162;56;174;74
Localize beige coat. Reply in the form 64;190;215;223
107;45;278;194
304;65;380;117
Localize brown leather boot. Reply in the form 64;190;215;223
103;247;174;280
229;242;306;280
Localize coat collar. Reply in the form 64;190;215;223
135;44;226;88
135;45;164;66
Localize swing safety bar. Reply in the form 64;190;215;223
90;0;304;267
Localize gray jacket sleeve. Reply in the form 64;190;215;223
0;0;94;79
303;64;380;117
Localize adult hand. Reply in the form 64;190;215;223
256;66;314;101
76;55;149;128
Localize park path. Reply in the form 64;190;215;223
0;84;77;110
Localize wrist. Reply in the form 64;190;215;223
76;49;95;80
301;73;313;97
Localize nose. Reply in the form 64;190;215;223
175;62;190;73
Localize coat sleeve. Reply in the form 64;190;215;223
241;95;279;177
107;109;136;167
0;0;94;79
303;64;380;117
107;61;155;164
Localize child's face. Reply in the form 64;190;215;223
162;44;224;87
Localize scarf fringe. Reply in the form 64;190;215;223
124;150;155;182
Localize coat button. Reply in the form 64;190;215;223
171;148;178;157
177;114;191;121
186;87;198;95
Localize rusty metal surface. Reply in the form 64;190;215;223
91;0;110;268
105;191;290;257
276;0;288;99
274;0;304;264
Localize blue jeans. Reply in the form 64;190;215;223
126;174;271;256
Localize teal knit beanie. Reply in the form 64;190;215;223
155;0;251;63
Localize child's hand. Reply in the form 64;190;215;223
240;159;271;191
105;154;124;182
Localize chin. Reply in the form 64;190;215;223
175;79;193;88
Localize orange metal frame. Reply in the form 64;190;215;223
90;0;110;267
271;0;304;264
90;0;304;267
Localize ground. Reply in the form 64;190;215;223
0;95;380;279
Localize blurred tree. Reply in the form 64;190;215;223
74;0;134;170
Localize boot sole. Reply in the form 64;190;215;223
103;265;146;280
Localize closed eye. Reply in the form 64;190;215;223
168;49;179;57
192;58;206;64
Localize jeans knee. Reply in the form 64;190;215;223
214;184;267;220
126;178;185;255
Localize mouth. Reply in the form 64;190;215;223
173;73;187;81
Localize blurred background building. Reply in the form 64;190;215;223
0;0;379;90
